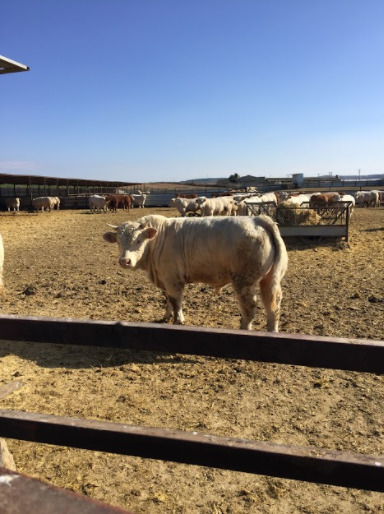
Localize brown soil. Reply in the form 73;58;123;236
0;206;384;513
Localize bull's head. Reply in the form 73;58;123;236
103;222;157;269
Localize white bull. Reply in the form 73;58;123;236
236;196;262;216
89;195;108;213
130;194;147;208
51;197;60;210
339;194;355;216
32;196;55;212
169;197;200;216
283;194;312;207
355;191;380;207
199;196;237;216
103;214;288;331
260;192;278;204
0;234;3;293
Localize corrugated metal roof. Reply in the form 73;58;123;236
0;55;29;74
0;172;138;188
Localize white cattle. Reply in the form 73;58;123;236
89;195;108;213
220;196;237;216
260;192;278;204
284;194;311;207
236;196;262;216
199;196;237;216
0;234;3;293
51;197;60;210
103;214;288;331
355;191;380;207
169;197;200;216
4;197;20;212
195;196;207;208
339;194;355;216
32;196;55;212
130;194;147;208
372;190;384;205
198;197;222;216
236;200;249;217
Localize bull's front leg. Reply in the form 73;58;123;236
164;283;185;324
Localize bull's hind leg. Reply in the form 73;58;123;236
232;280;258;330
259;273;282;332
162;292;173;322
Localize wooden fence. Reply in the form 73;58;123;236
0;314;384;512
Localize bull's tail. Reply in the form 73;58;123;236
255;214;288;294
254;215;288;331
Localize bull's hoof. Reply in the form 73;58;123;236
155;317;170;324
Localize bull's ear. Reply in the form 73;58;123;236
144;227;157;240
107;224;119;230
103;232;117;244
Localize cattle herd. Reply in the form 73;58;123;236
89;192;148;212
1;188;382;217
169;189;383;220
1;192;147;213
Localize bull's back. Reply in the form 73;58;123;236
154;217;275;285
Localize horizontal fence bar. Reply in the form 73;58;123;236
1;410;384;492
1;314;384;373
0;466;132;514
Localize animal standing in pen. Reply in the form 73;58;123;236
4;197;20;212
32;196;55;212
169;196;201;216
130;193;147;208
103;214;288;331
89;195;109;213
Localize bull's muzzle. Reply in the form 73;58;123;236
119;257;132;268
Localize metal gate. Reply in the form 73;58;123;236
246;201;352;241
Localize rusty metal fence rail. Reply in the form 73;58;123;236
0;314;384;510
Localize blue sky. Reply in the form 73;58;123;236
2;1;384;183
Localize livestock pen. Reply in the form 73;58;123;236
1;315;384;513
0;207;383;512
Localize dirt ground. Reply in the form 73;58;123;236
0;204;384;513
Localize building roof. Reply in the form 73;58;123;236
0;55;30;74
0;172;138;188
